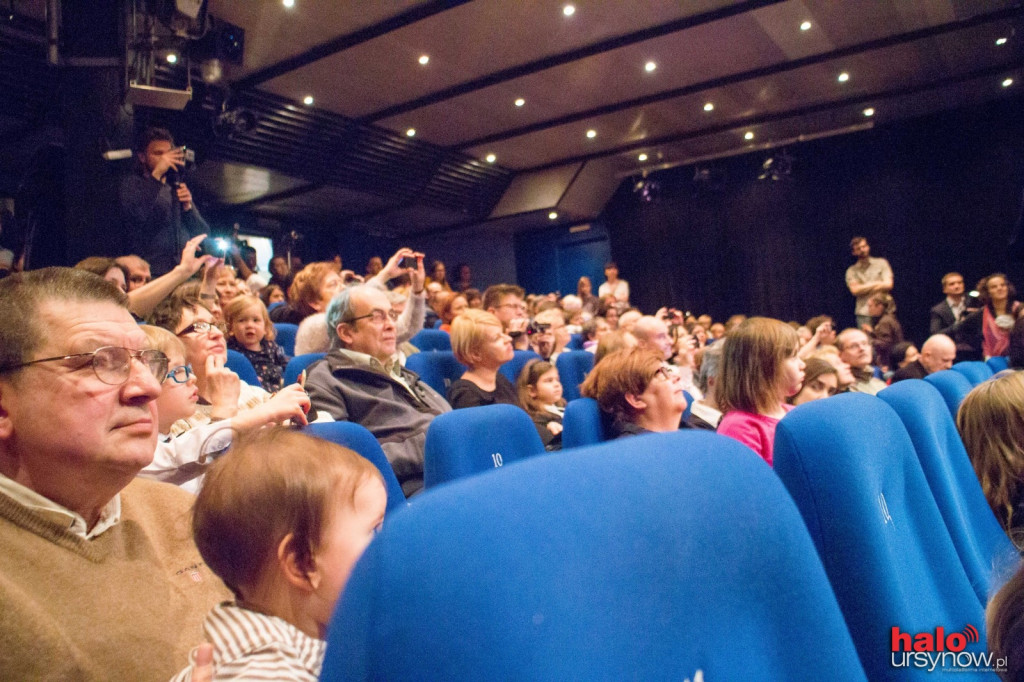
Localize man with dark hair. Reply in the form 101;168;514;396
929;272;981;361
120;126;209;277
0;267;228;680
598;261;630;306
845;237;893;329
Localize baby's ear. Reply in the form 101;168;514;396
277;533;320;591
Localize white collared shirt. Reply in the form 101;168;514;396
0;471;120;539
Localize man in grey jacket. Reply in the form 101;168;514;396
306;284;450;497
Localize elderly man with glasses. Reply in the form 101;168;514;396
306;284;451;497
0;267;229;680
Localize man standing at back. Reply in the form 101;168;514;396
0;268;227;680
845;236;893;329
929;272;981;361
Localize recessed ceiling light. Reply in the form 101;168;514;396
515;98;525;107
996;37;1008;46
283;0;294;7
744;131;754;140
644;61;657;73
563;4;575;16
638;153;648;162
406;128;416;137
1003;78;1014;88
549;211;559;220
166;53;178;64
703;102;714;112
418;55;430;65
303;95;314;106
485;153;496;163
586;129;597;139
863;107;875;117
800;21;812;31
837;72;850;82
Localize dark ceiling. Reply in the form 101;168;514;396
1;0;1023;238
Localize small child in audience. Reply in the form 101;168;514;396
259;283;286;308
518;360;566;451
170;428;386;681
717;317;805;466
225;294;288;392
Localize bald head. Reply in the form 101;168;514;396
920;334;956;374
632;316;672;360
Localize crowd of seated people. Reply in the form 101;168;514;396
5;211;1024;680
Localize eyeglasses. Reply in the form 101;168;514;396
0;346;168;386
165;364;195;384
176;321;219;337
342;309;399;325
652;366;673;382
496;302;527;312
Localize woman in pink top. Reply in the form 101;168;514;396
717;318;805;466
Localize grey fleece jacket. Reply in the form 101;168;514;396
305;351;451;497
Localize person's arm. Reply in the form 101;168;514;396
138;424;233;485
798;321;831;359
127;234;215;318
618;280;630;303
930;305;954;336
227;243;254;281
231;384;310;430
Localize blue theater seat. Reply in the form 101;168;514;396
322;431;866;681
879;380;1017;604
423;404;545;488
555;350;593;402
952;360;994;386
272;322;298;357
924;369;973;420
225;349;260;387
774;393;988;681
561;397;607;449
498;349;541;384
403;351;466;396
986;356;1009;373
283;352;325;386
410;328;451;351
304;421;406;515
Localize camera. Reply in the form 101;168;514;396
399;256;416;269
526;321;551;336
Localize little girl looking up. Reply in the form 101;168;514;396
171;428;386;681
717;317;805;466
517;360;566;451
225;295;288;392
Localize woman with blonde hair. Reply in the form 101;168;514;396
447;308;519;409
957;371;1024;548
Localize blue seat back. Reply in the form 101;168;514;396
566;332;584;350
423;404;545;489
498;349;541;384
953;360;994;386
323;431;866;681
410;329;451;351
879;380;1018;604
986;356;1010;373
924;369;973;420
283;352;325;386
404;351;466;396
225;349;261;387
774;393;988;680
562;397;607;449
555;350;593;402
682;389;693;423
267;300;284;312
272;322;298;357
304;422;406;514
432;318;443;329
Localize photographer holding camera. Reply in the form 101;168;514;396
120;127;210;277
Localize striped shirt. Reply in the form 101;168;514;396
170;602;325;681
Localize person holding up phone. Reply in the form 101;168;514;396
120;127;210;277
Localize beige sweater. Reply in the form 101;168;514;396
0;477;230;681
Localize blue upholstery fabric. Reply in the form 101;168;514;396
403;351;466;396
562;397;606;449
498;349;541;384
555;350;593;402
986;356;1010;373
952;360;994;386
423;404;545;488
683;389;693;422
323;431;866;681
304;422;406;514
924;369;973;420
774;393;988;681
879;380;1017;604
566;332;584;350
272;322;298;357
409;329;451;352
225;349;261;386
267;301;284;312
283;352;325;387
